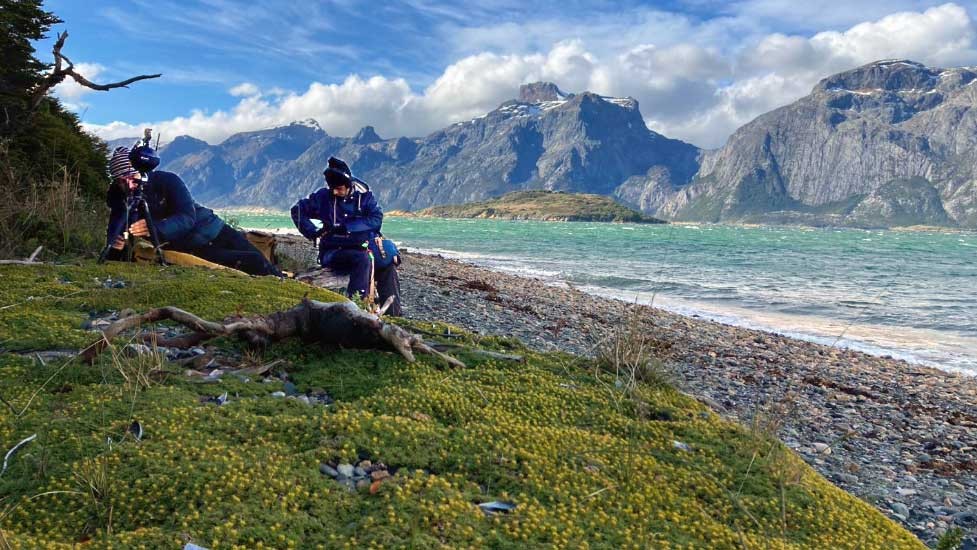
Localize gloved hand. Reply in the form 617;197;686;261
313;226;330;240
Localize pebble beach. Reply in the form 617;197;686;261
392;251;977;546
278;234;977;547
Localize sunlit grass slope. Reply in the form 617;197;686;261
0;263;921;549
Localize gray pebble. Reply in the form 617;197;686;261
337;463;355;477
953;511;976;526
834;473;858;485
813;442;831;454
123;344;152;356
270;391;286;398
319;463;338;478
891;502;910;518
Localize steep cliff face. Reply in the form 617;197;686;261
157;120;326;204
657;60;977;227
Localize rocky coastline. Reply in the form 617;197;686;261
390;252;976;547
277;233;977;547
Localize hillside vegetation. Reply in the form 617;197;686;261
1;0;111;260
0;262;922;548
411;191;666;223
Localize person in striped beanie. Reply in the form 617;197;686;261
108;147;140;180
105;146;282;277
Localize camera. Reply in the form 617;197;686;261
129;128;160;174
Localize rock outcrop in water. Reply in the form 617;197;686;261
147;61;977;228
412;190;665;223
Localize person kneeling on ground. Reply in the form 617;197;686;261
105;146;282;277
290;156;402;315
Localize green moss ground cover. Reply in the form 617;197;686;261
0;263;922;548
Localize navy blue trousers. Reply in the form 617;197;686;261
321;248;403;314
322;248;373;298
189;225;283;277
106;225;282;277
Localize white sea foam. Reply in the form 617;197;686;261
581;287;977;375
410;243;977;374
241;225;300;235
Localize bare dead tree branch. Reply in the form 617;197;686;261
29;32;161;112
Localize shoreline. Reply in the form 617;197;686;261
232;210;977;234
388;250;977;546
402;246;976;376
573;287;976;376
270;227;975;375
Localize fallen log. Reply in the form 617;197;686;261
80;298;465;368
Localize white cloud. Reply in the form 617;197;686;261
229;82;261;97
84;3;977;149
681;2;977;145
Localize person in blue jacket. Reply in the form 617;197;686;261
291;157;401;313
105;146;282;277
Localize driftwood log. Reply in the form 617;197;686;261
80;298;465;368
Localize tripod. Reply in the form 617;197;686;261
97;179;167;265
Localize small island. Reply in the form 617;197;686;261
395;190;666;223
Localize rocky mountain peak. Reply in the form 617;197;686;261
815;59;939;94
291;118;323;131
161;135;209;159
519;82;570;103
669;59;977;227
577;92;639;111
352;125;382;144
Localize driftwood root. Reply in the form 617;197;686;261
81;299;465;368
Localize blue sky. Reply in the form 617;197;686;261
39;1;977;147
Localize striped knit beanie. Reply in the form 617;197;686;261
109;147;138;179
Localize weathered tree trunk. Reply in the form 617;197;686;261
80;299;465;368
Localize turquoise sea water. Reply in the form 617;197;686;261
231;212;977;374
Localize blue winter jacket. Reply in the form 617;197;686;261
106;170;224;251
290;180;383;265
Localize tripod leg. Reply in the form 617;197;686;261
136;198;168;266
99;199;133;264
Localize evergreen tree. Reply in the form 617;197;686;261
0;0;108;257
0;0;107;199
0;0;61;135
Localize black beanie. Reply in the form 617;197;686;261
323;156;352;188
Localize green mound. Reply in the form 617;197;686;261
0;263;920;548
417;191;665;224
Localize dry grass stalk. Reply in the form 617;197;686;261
593;307;674;393
73;458;115;535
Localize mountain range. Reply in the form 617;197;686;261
113;61;977;228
